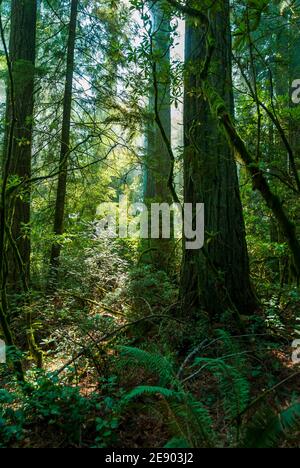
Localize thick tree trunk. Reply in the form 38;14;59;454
4;0;37;288
144;2;173;271
181;1;257;318
199;8;300;282
50;0;78;280
0;0;39;376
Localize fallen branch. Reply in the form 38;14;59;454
59;290;127;317
53;314;185;376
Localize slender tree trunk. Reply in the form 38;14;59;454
50;0;78;280
181;1;257;318
144;1;173;271
3;0;37;289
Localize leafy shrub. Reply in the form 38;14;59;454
126;265;177;316
0;374;123;448
0;389;24;448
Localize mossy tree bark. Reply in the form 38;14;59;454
181;1;257;318
0;0;38;378
3;0;37;289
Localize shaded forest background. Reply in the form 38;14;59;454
0;0;300;448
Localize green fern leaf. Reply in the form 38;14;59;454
124;385;177;402
117;346;175;385
242;403;300;448
193;357;250;418
164;437;190;448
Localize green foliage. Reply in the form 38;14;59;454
242;403;300;448
0;389;24;448
164;437;190;448
0;374;122;448
117;344;217;447
125;385;176;401
123;382;216;448
126;265;177;316
193;357;250;419
24;377;93;443
1;0;300;451
118;346;175;386
118;338;300;448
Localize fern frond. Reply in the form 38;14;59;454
280;402;300;432
123;384;214;447
164;437;190;448
168;397;216;448
123;380;216;447
242;403;300;448
117;346;175;385
193;357;250;419
215;329;246;371
242;407;279;448
124;385;177;402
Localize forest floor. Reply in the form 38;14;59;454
1;244;300;448
13;291;300;447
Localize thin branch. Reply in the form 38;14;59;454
53;314;185;376
165;0;209;27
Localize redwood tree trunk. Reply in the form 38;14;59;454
181;1;257;318
144;1;172;271
4;0;37;288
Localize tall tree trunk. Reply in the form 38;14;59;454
181;0;257;318
144;1;172;272
0;0;39;377
4;0;37;289
50;0;78;280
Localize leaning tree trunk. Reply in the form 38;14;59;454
3;0;37;289
181;0;257;318
143;1;173;272
50;0;78;281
